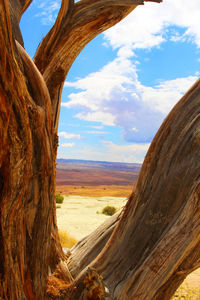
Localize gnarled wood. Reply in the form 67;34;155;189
3;0;200;299
0;1;57;298
69;210;122;278
9;0;33;45
1;0;163;298
67;78;200;299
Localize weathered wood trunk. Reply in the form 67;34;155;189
2;0;200;299
0;1;66;298
67;78;200;299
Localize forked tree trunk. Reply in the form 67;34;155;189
1;0;200;299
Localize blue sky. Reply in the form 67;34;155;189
20;0;200;163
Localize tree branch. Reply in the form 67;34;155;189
0;0;25;90
36;0;74;73
68;210;122;278
90;78;200;299
34;0;74;75
78;0;162;7
67;78;200;299
10;0;33;20
35;0;161;75
34;0;162;131
9;0;33;45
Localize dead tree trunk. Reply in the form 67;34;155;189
68;78;200;299
1;0;200;299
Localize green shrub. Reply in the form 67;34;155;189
102;205;117;216
55;193;64;204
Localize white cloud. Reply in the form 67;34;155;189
34;0;61;25
59;0;200;161
140;76;198;115
58;131;81;139
103;2;166;51
104;0;200;52
33;0;200;49
60;143;74;148
76;111;115;126
90;125;104;130
132;127;138;132
83;130;108;135
63;56;197;143
117;46;135;59
58;141;150;163
63;57;137;127
102;141;150;163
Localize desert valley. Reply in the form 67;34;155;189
56;158;140;197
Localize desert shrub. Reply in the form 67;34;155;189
55;193;64;204
58;230;77;248
102;205;117;216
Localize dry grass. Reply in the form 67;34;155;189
56;184;134;197
58;230;77;249
46;275;70;299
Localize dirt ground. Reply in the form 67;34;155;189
56;187;200;298
56;194;127;240
56;184;134;197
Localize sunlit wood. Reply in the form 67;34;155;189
2;0;200;299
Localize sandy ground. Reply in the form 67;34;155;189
180;269;200;289
56;195;127;240
56;195;200;296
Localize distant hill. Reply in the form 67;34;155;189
56;158;141;186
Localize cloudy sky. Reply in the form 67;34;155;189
20;0;200;163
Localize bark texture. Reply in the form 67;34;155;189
2;0;200;299
68;79;200;299
0;1;62;298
